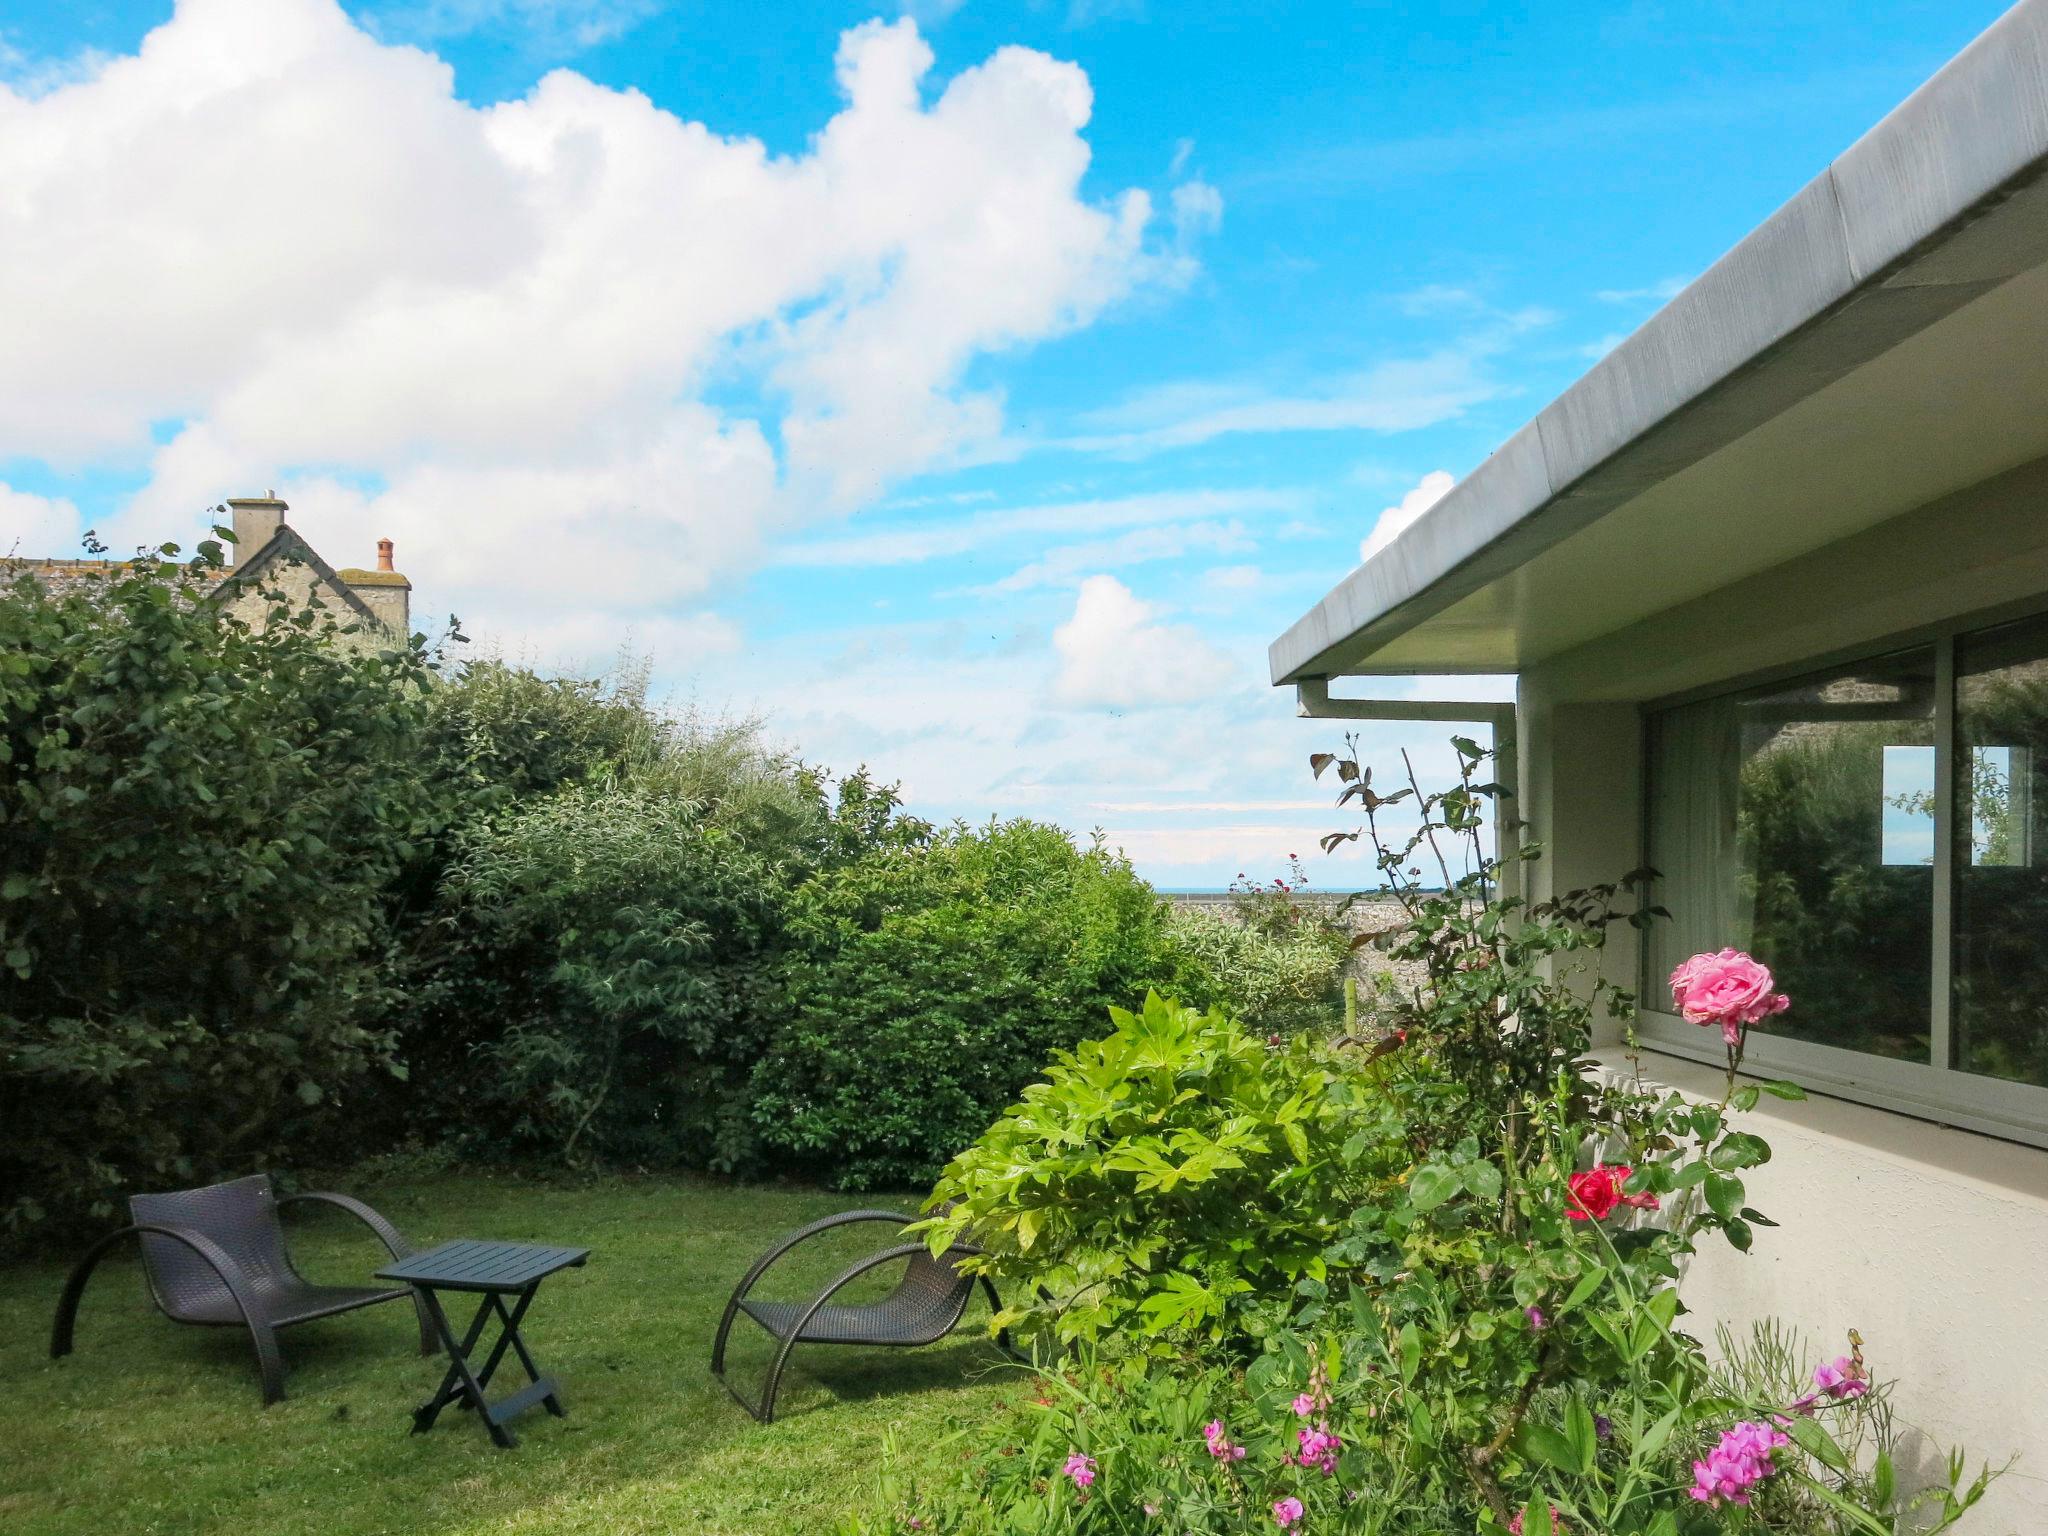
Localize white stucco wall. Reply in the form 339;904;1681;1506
1611;1051;2048;1528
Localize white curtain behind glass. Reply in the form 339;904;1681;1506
1646;695;1752;993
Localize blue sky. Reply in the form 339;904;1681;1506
0;0;2010;886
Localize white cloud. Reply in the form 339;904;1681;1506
0;484;83;557
0;33;111;98
773;486;1300;568
979;518;1250;593
1063;352;1498;458
1090;799;1332;812
1360;469;1453;563
1050;573;1235;710
1198;563;1263;593
477;610;745;675
1170;178;1222;247
0;0;1190;647
1595;275;1689;305
365;0;659;50
1096;823;1372;872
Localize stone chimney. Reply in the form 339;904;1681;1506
225;492;288;567
340;535;412;638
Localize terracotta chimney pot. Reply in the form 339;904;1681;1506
377;538;395;573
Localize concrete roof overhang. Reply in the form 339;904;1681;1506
1269;0;2048;685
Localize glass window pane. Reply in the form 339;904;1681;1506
1880;745;1937;866
1648;648;1935;1062
1952;616;2048;1088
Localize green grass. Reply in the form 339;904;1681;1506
0;1172;1020;1535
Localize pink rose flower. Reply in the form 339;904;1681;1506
1670;949;1790;1045
1272;1496;1305;1528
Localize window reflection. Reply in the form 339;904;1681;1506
1953;618;2048;1088
1648;649;1935;1063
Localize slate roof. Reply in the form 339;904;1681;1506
5;527;399;628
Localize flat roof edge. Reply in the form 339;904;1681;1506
1271;0;2048;686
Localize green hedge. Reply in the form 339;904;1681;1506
751;821;1200;1189
0;556;1343;1241
0;544;440;1234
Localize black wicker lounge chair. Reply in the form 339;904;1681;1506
50;1172;435;1405
710;1208;1006;1422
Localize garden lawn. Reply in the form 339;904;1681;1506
0;1172;1016;1536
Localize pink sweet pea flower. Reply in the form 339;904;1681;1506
1689;1421;1790;1508
1272;1496;1305;1528
1812;1355;1869;1401
1292;1392;1318;1418
1793;1353;1872;1413
1062;1452;1096;1490
1203;1420;1246;1462
1669;949;1790;1045
1508;1506;1567;1535
1296;1425;1341;1475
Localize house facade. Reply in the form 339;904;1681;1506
4;493;411;642
1271;3;2048;1523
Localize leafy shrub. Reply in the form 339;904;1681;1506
416;654;673;812
382;664;914;1173
751;821;1195;1189
405;656;846;885
917;992;1396;1351
856;737;2008;1534
849;1315;1997;1536
413;783;786;1169
0;540;442;1233
1164;904;1349;1036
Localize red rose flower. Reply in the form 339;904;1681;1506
1566;1163;1660;1221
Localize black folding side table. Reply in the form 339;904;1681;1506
376;1239;590;1449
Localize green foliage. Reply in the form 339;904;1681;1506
1163;904;1349;1036
0;539;442;1232
751;822;1192;1190
414;784;786;1169
918;993;1393;1351
383;665;913;1173
854;1307;1997;1536
858;736;2008;1535
416;653;673;810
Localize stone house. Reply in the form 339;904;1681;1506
3;493;410;643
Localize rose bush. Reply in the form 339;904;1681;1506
848;737;2006;1536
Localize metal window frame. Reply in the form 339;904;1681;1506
1637;613;2048;1150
